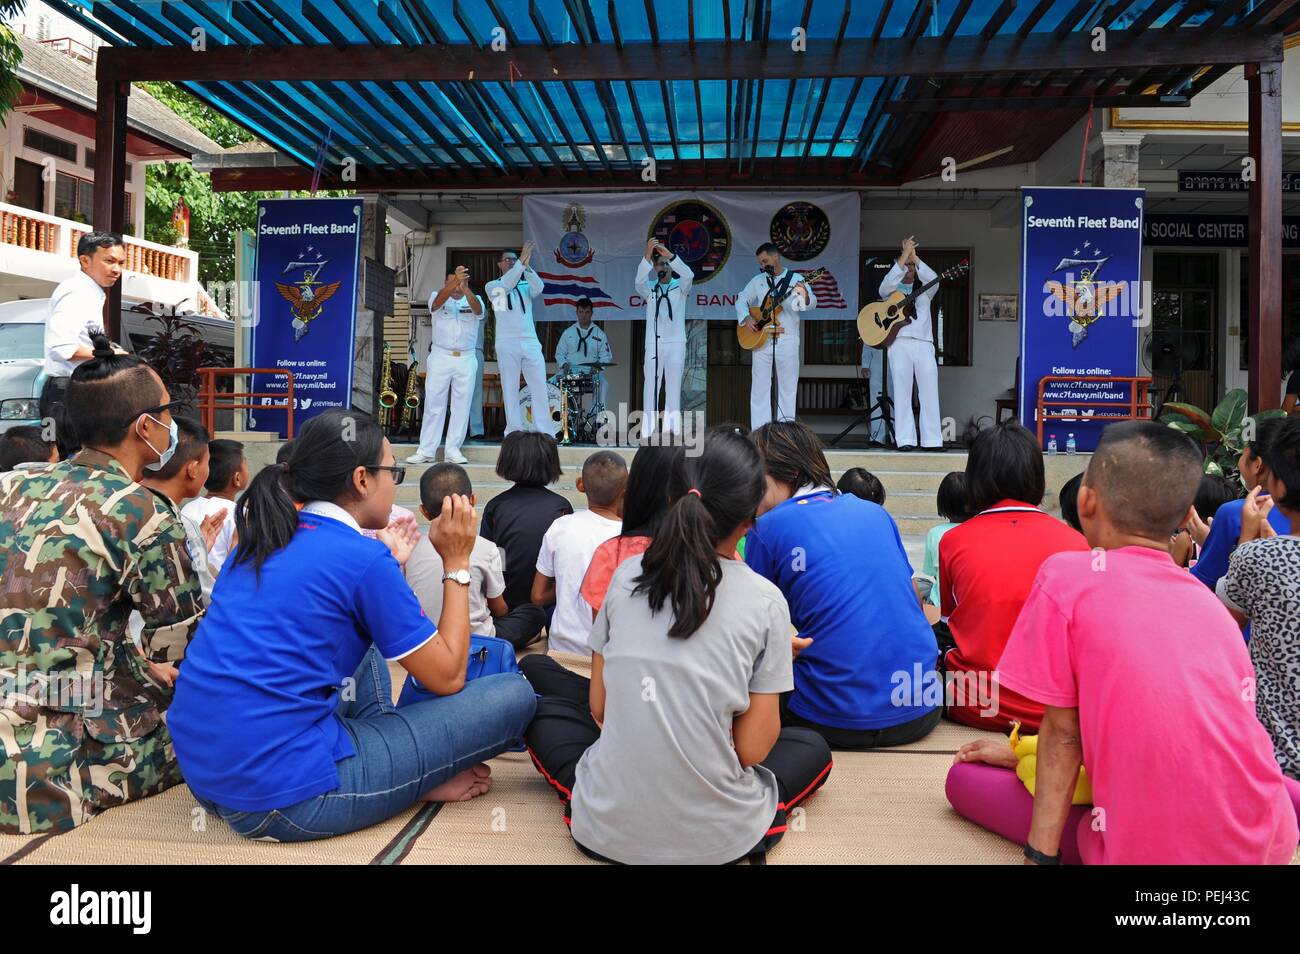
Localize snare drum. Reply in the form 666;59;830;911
518;382;565;429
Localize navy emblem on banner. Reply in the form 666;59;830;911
770;201;830;261
554;203;595;267
648;199;731;284
1045;242;1126;347
275;246;343;341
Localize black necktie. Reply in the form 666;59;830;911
577;326;594;356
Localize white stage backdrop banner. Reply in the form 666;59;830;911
521;192;859;321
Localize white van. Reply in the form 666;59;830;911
0;300;235;432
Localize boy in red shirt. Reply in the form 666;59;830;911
938;422;1088;730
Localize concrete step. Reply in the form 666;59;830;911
390;441;973;472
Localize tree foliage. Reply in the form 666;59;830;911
141;82;351;288
1;3;28;126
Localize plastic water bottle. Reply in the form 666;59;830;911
1066;433;1077;456
1047;434;1058;455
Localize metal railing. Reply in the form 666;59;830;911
197;368;295;438
1035;375;1153;445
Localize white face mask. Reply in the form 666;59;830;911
140;414;178;472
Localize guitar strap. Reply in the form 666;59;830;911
763;270;796;315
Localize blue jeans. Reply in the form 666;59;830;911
196;647;536;842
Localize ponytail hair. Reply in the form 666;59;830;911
232;410;385;578
65;332;159;447
633;429;766;639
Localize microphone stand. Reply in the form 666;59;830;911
653;295;661;438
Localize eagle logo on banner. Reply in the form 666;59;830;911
1045;244;1126;347
555;203;595;267
276;246;343;341
770;201;831;261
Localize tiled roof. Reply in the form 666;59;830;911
13;32;222;157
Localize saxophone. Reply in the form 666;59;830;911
400;358;421;432
377;342;398;428
559;377;570;444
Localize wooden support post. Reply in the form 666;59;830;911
1247;61;1283;413
93;78;130;341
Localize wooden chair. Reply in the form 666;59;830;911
995;357;1020;424
482;372;504;437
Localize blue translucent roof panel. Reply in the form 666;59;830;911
44;0;1276;179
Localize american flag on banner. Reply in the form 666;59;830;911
807;267;846;309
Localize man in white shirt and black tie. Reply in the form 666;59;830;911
406;266;483;465
554;297;613;408
635;240;694;437
879;236;942;451
735;242;815;429
42;232;126;454
484;242;554;436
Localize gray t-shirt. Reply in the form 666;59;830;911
571;555;794;864
404;535;505;636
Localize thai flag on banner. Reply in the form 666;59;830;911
808;267;846;309
537;270;623;310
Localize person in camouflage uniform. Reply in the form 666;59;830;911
0;336;203;834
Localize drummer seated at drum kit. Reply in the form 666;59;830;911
553;297;613;409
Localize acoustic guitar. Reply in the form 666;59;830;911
857;260;970;348
736;268;827;351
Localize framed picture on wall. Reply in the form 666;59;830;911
978;293;1018;322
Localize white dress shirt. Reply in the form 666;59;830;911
879;259;938;342
555;321;612;369
484;261;544;341
44;270;107;377
428;293;485;354
635;256;694;345
734;267;817;343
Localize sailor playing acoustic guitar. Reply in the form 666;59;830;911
736;242;817;428
877;236;942;451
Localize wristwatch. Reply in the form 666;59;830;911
442;568;471;586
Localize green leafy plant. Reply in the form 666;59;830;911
1159;388;1286;480
0;4;26;126
134;314;230;413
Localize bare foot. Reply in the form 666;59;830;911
420;764;493;802
953;737;1017;769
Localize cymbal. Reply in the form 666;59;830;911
583;361;618;370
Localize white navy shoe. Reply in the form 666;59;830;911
405;452;436;464
445;451;469;465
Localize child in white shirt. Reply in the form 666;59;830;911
533;451;627;655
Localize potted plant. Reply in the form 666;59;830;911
1159;388;1286;481
134;313;231;417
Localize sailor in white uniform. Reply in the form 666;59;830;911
735;242;815;429
635;240;694;437
554;297;613;408
406;266;483;465
879;236;942;450
484;242;554;436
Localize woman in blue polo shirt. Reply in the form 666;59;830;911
168;411;536;842
745;421;940;749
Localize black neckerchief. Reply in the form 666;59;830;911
653;281;674;321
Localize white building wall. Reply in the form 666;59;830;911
0;110;147;236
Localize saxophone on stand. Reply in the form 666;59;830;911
377;342;398;430
400;358;422;433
